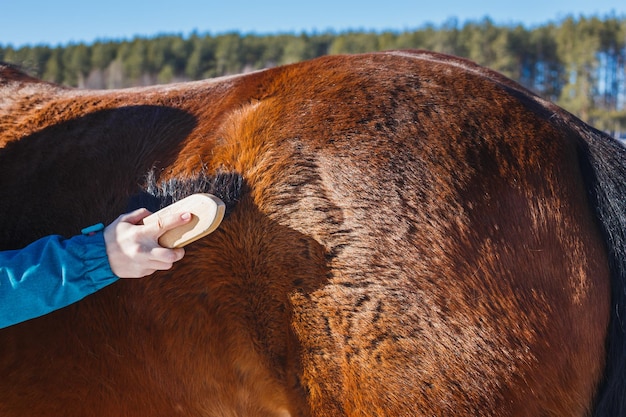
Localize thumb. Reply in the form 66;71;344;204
144;211;192;238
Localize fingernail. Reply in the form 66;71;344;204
181;212;192;221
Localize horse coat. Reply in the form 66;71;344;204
0;50;625;416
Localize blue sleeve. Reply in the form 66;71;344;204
0;227;119;329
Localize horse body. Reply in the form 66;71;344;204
0;50;623;416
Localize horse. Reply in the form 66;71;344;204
0;49;625;417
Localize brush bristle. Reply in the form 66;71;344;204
127;170;244;215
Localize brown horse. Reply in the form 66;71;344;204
0;50;625;416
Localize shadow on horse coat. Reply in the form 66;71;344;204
0;50;625;416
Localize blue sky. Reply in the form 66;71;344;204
1;0;623;47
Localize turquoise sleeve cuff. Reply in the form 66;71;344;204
69;228;119;286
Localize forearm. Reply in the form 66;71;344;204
0;230;118;328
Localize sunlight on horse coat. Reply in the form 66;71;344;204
1;50;625;416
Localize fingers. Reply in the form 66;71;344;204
135;248;186;276
150;246;185;265
106;243;185;278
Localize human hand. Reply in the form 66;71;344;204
103;208;192;278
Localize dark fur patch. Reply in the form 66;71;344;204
127;170;244;215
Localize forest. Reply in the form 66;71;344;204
1;14;625;137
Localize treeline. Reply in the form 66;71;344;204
1;14;625;136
